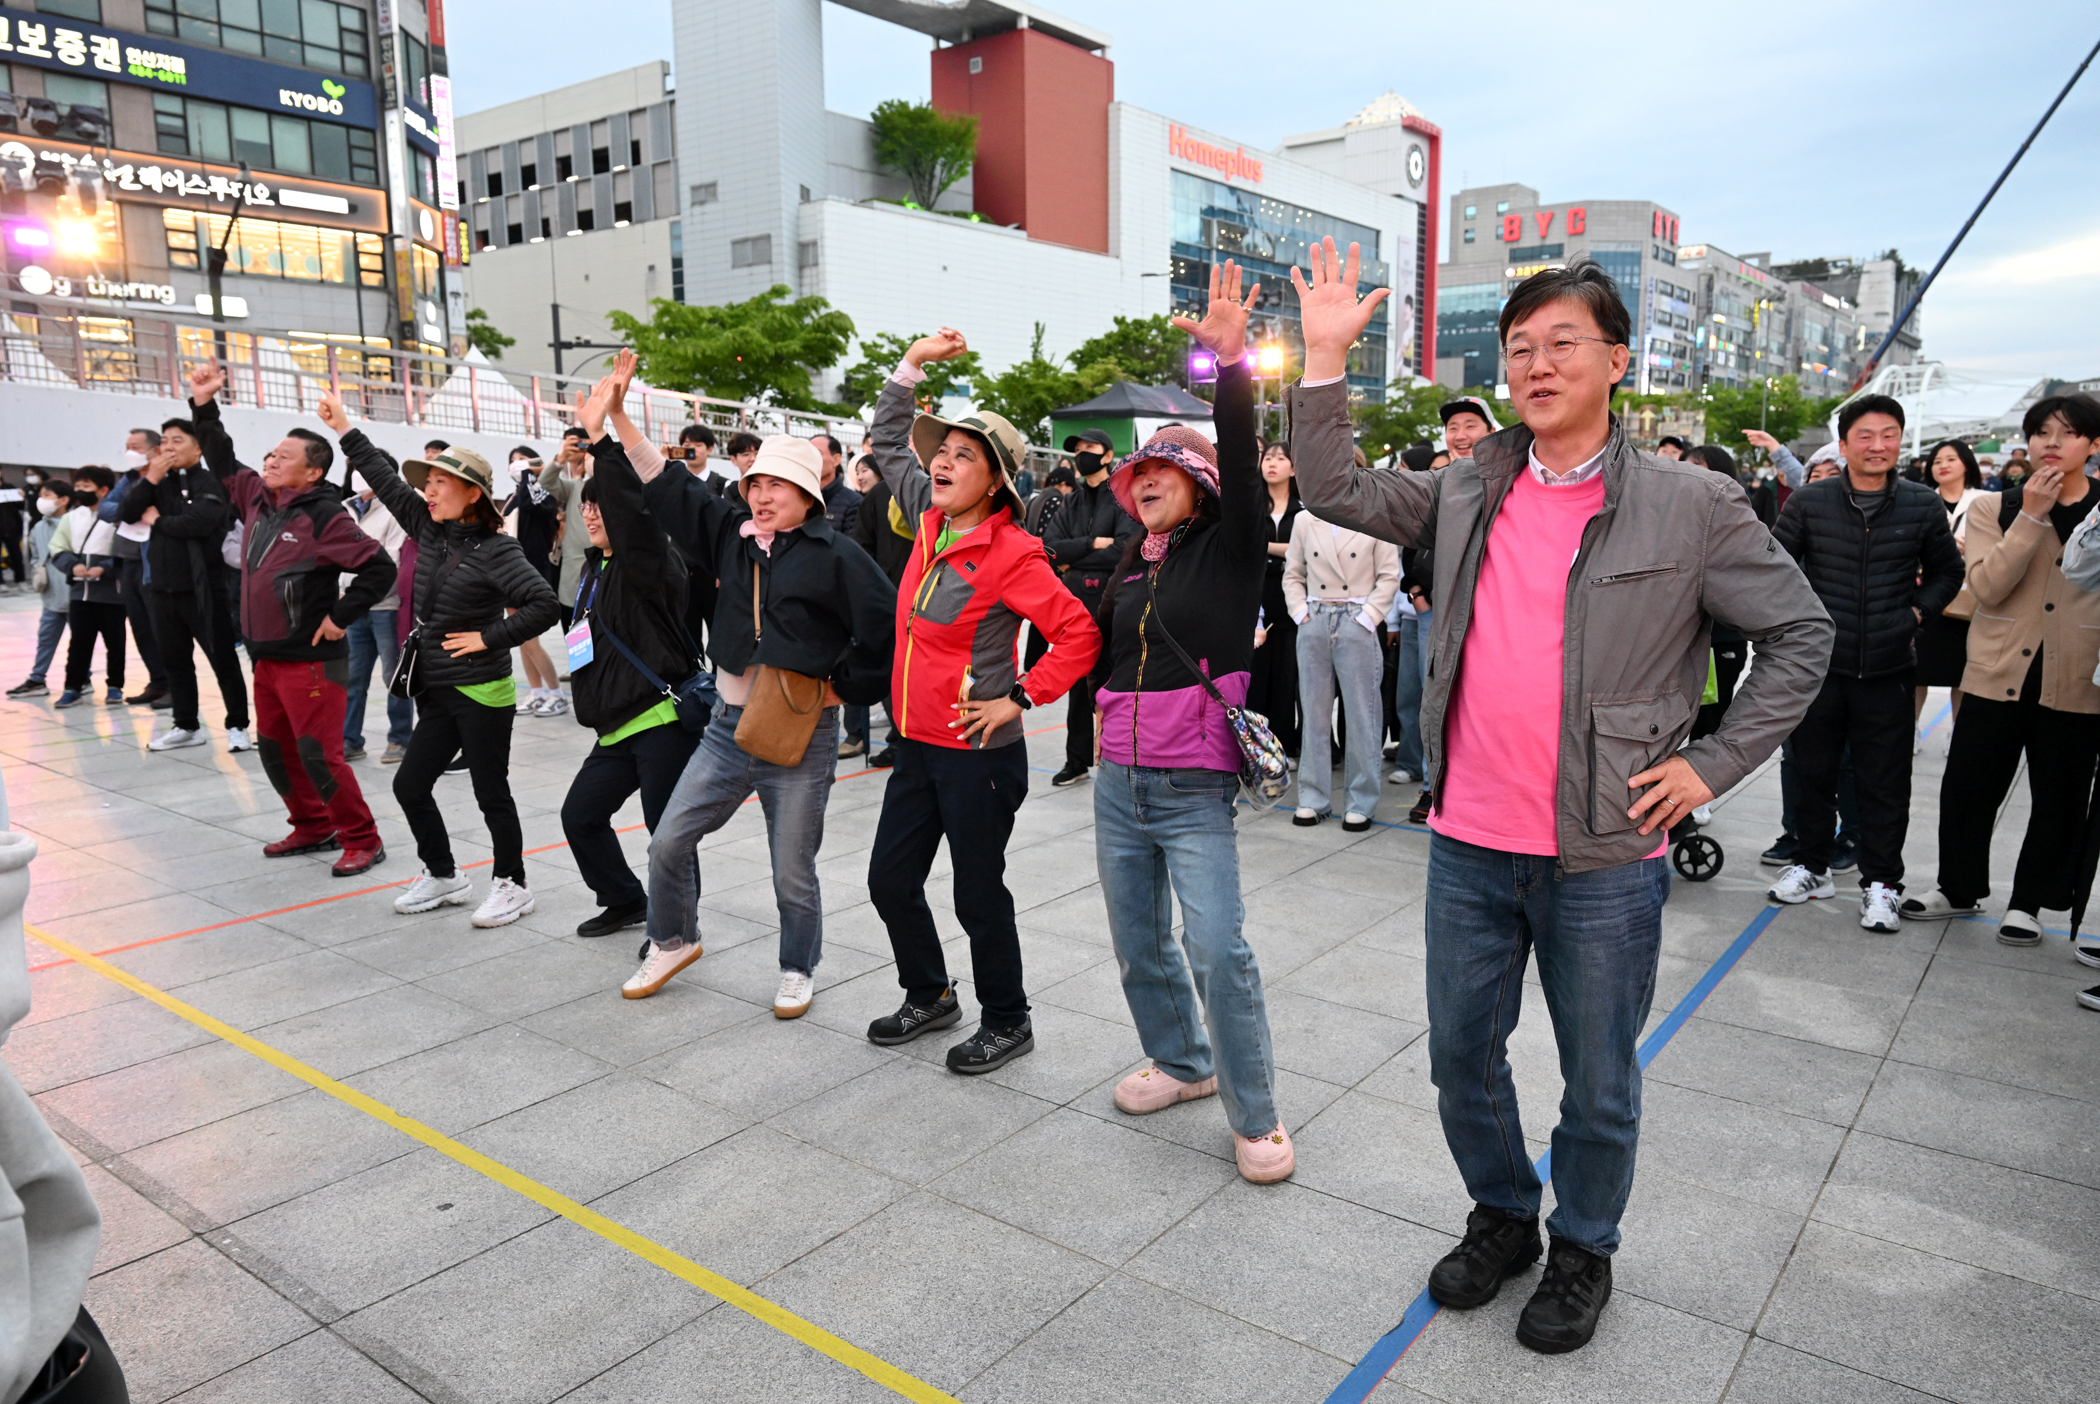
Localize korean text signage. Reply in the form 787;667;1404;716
1501;207;1587;243
0;7;378;129
1168;125;1263;185
0;135;387;234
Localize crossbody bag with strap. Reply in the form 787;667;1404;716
577;565;719;734
1140;557;1290;802
732;558;828;766
389;537;480;699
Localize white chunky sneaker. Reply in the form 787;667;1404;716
1767;864;1835;905
471;877;535;928
225;727;253;752
774;970;814;1019
623;940;703;999
147;727;206;751
1860;883;1901;934
394;869;472;914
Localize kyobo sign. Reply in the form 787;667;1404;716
0;7;377;128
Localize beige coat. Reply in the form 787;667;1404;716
1960;494;2100;713
1282;510;1401;629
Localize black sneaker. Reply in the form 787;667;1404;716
1516;1238;1613;1354
1427;1205;1543;1309
946;1021;1034;1074
343;744;367;762
1830;841;1858;874
149;691;174;710
868;988;962;1045
577;899;648;938
1051;764;1089;787
1759;837;1798;868
125;684;166;706
1407;790;1433;826
869;747;897;768
5;679;46;697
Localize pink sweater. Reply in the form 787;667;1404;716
1432;469;1607;856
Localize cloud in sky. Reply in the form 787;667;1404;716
444;0;2100;379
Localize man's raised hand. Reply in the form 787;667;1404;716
906;328;969;368
189;357;226;405
316;391;351;435
1171;258;1258;364
1290;237;1391;382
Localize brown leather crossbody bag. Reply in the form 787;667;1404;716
733;560;827;766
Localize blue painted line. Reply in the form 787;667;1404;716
1320;902;1784;1403
1918;699;1952;738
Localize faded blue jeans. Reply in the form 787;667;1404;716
1425;832;1669;1256
646;702;838;973
1096;760;1278;1138
343;609;413;750
1295;601;1385;818
27;608;68;684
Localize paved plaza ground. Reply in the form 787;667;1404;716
1;593;2095;1404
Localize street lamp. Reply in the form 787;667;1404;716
205;160;251;367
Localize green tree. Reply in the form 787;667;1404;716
835;331;984;411
1351;381;1450;465
464;307;514;360
608;285;854;411
869;99;978;210
1070;314;1187;386
973;323;1122;443
1699;375;1844;451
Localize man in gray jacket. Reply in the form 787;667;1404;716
1290;246;1831;1354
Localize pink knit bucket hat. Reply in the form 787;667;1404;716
1107;426;1220;520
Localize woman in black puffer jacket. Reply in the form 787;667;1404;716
321;394;560;930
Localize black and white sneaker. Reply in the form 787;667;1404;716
1050;765;1089;787
867;988;963;1045
946;1021;1034;1074
577;899;648;938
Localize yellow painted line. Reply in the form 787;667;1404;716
29;923;960;1404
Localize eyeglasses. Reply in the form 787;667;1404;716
1502;335;1612;371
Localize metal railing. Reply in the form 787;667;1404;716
0;294;868;445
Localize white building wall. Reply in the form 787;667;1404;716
456;64;673;150
459;221;678;378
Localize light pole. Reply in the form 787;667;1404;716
204;160;251;368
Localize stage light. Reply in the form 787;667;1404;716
8;223;52;249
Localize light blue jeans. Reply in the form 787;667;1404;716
646;702;838;973
343;609;413;750
1426;833;1669;1255
1095;760;1278;1138
27;608;67;684
1295;601;1385;818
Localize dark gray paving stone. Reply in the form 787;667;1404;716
82;1239;316;1404
345;1026;614;1135
415;938;639;1023
634;1014;894;1122
247;982;495;1079
769;1056;1051;1185
1265;989;1425;1085
1636;1080;1846;1216
162;1329;423;1404
930;1106;1237;1264
1722;1338;1946;1404
1691;965;1912;1056
1644;1016;1882;1126
1125;1178;1452;1361
965;1272;1348;1404
760;1192;1105;1393
2;995;214;1094
82;1161;191;1276
37;1040;307;1154
1759;1221;2098;1404
592;1125;909;1286
337;1219;713;1404
1612;1171;1805;1330
558;1305;897;1404
459;1072;746;1203
1813;1130;2100;1300
514;979;753;1068
119;1088;415;1230
1278;941;1431;1023
1031;956;1134;1023
1890;958;2100;1103
1287;1089;1474;1233
1857;1061;2100;1190
106;923;316;991
279;900;518;961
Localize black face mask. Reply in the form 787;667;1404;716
1074;450;1105;475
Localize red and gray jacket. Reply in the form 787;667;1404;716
870;376;1100;750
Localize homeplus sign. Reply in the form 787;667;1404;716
1168;125;1263;186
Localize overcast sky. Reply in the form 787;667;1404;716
448;0;2100;386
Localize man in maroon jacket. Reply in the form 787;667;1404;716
187;361;397;875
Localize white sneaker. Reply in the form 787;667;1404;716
1690;803;1712;825
623;939;704;999
1388;768;1417;785
516;693;541;714
226;727;253;752
1860;882;1901;933
147;727;206;751
394;869;472;914
774;970;814;1019
1767;864;1835;904
537;695;569;717
471;877;535;928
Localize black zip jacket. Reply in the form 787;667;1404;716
118;460;229;597
1773;474;1963;679
640;447;896;706
344;430;561;688
850;479;915;585
1044;473;1143;600
573;438;694;734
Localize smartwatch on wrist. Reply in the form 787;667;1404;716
1008;681;1033;710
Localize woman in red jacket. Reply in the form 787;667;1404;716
863;328;1102;1073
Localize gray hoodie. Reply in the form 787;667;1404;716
0;774;102;1404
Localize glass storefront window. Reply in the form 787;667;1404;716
152;95;374;183
144;0;371;78
163;208;385;287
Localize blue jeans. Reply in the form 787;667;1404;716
646;702;838;972
1095;761;1277;1138
28;608;67;683
1295;602;1384;818
1425;833;1669;1256
1392;614;1425;777
343;610;412;749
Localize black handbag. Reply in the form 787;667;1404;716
389;539;480;699
595;616;718;735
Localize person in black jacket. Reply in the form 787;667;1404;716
1248;441;1304;758
620;413;896;1009
1043;427;1143;785
557;365;705;939
1768;394;1963;931
121;405;251;753
317;394;561;930
850;455;916;764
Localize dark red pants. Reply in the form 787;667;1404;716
253;657;381;851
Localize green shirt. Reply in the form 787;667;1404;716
933;519;982;556
600;696;678;746
456;676;516;709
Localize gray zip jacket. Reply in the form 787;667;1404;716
1289;380;1833;872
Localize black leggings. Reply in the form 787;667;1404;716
395;686;524;883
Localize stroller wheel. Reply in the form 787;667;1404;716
1672;832;1724;882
